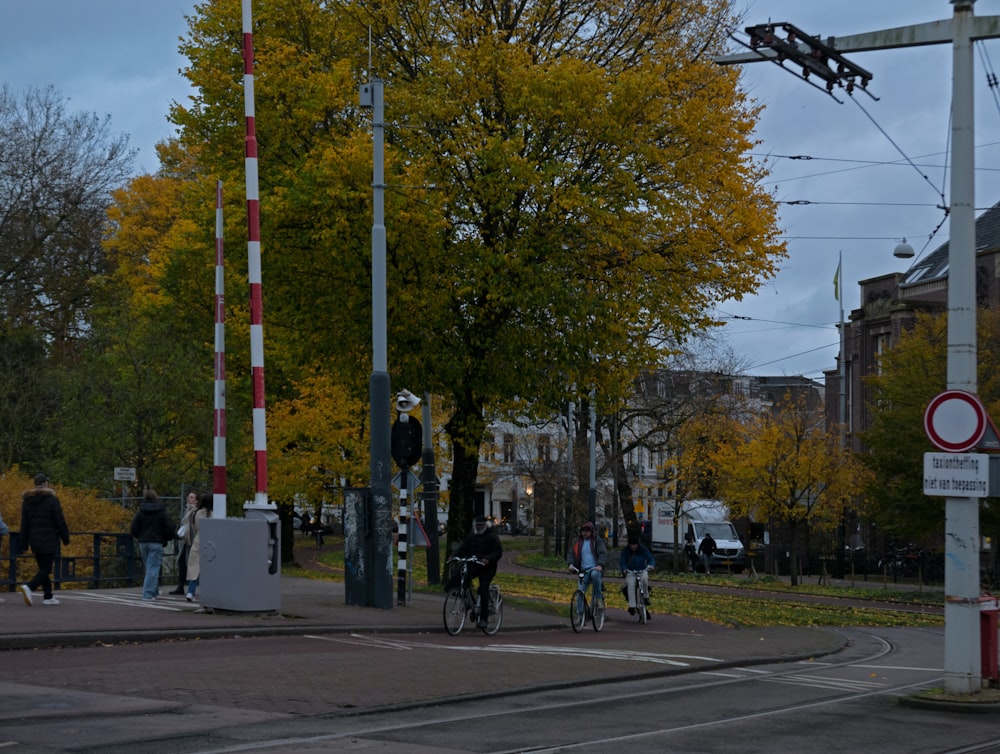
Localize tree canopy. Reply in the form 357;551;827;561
101;0;786;527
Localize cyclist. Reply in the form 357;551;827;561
567;521;606;605
620;534;655;615
450;515;503;628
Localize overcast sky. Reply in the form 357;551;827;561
3;1;998;381
723;0;1000;378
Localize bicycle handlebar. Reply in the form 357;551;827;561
448;556;485;565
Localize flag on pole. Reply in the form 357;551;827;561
833;258;842;302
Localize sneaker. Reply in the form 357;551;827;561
185;594;194;602
20;585;32;606
42;598;60;606
168;589;184;595
142;597;156;602
476;619;487;628
628;607;636;615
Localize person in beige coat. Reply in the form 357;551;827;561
184;493;213;602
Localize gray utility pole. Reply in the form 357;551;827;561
719;1;1000;695
361;78;393;610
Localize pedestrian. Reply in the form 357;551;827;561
170;491;199;594
130;489;176;601
19;473;70;606
698;531;717;574
684;529;698;573
184;493;213;602
448;515;503;628
619;533;655;615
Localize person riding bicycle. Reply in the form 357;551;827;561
620;533;655;616
451;515;503;628
567;521;606;604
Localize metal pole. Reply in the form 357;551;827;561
588;395;597;525
242;0;271;513
944;0;981;694
362;78;393;609
421;395;440;584
213;181;228;516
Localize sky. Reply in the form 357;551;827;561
721;0;1000;377
3;1;999;381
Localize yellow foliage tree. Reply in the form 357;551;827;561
266;371;368;507
711;396;871;586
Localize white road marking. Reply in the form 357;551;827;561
304;633;719;666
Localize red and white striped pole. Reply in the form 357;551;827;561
242;0;270;509
213;180;228;518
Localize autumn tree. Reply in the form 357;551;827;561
54;145;222;496
863;308;1000;553
161;0;784;541
712;394;870;586
0;86;135;476
594;338;749;561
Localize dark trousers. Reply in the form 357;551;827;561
28;552;56;599
467;564;495;620
175;544;189;589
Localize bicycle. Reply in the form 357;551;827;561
443;556;503;636
569;565;605;632
624;567;654;624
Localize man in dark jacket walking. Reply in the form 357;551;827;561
130;489;176;601
19;473;70;606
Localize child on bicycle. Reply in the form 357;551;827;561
620;534;655;615
567;521;606;604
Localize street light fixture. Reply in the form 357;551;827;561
893;238;915;259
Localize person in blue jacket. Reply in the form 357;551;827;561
620;534;655;615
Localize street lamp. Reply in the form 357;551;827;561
893;238;915;259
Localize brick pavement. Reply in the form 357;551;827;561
0;575;848;716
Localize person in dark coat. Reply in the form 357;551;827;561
130;489;176;601
450;515;503;628
19;473;70;606
698;532;718;575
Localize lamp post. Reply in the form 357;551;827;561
360;77;393;610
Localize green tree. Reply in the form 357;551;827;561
712;394;870;586
162;0;784;539
863;308;1000;551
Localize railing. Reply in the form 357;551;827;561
3;532;180;592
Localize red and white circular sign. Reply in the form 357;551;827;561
924;390;987;453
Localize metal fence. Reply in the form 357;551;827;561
2;532;180;592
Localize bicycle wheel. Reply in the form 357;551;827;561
443;590;467;635
482;585;503;635
637;596;647;624
591;593;605;632
570;590;587;633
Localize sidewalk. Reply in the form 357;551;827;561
0;577;569;650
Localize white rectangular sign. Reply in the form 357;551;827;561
114;466;136;482
923;453;989;497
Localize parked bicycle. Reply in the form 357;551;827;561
569;565;605;632
443;556;503;636
622;567;654;624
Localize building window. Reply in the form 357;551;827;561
503;434;514;463
537;434;550;462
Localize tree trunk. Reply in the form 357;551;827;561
788;520;800;587
444;391;487;552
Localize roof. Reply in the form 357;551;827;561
902;199;1000;285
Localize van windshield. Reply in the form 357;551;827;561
697;522;738;541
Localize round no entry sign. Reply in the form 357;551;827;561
924;390;988;453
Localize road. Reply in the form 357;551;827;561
5;620;997;754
